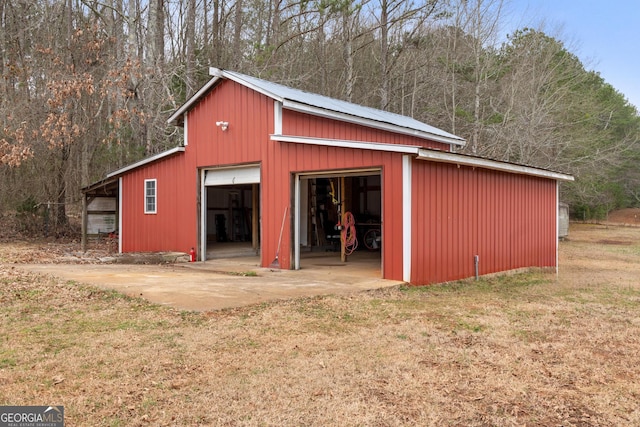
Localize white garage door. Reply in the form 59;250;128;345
205;165;260;186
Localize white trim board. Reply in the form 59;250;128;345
204;165;261;186
417;149;574;182
271;134;422;154
107;147;185;178
274;134;574;182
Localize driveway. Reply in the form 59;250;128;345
18;253;403;311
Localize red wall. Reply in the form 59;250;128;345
120;152;197;253
121;79;429;280
119;77;559;285
283;110;451;151
411;160;557;284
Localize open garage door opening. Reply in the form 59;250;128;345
295;170;382;275
203;166;260;260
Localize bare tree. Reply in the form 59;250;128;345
369;0;442;110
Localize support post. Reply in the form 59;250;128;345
81;194;87;252
341;176;347;263
252;184;259;252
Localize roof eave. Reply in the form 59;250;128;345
417;149;574;182
213;68;285;102
167;67;289;126
106;146;186;178
82;175;119;195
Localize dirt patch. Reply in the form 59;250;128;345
0;224;639;425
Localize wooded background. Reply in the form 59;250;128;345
1;0;639;234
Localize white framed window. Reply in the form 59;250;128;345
144;179;157;214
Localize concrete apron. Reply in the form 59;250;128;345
17;254;403;311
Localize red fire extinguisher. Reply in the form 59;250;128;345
189;247;196;262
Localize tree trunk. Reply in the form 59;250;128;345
55;146;69;234
343;10;354;102
233;0;243;68
185;0;196;96
379;0;389;110
148;0;164;68
128;0;139;57
155;0;165;65
212;0;220;64
0;0;5;97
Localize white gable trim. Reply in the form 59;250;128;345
214;68;286;102
107;147;186;178
417;149;574;182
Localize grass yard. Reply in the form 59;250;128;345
1;222;639;426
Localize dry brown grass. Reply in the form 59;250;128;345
1;223;640;426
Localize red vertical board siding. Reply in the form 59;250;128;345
121;152;197;253
411;160;557;285
381;154;405;280
283;110;451;151
120;77;557;284
270;144;405;280
182;80;410;279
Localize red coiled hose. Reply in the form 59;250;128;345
341;211;358;255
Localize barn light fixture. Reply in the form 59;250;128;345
216;121;229;131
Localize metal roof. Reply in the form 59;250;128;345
168;68;466;146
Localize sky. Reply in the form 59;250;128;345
505;0;640;109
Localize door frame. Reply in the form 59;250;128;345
293;168;381;270
200;164;261;261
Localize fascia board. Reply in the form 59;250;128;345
271;134;422;154
107;147;186;178
417;149;575;182
213;68;285;103
81;176;118;193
